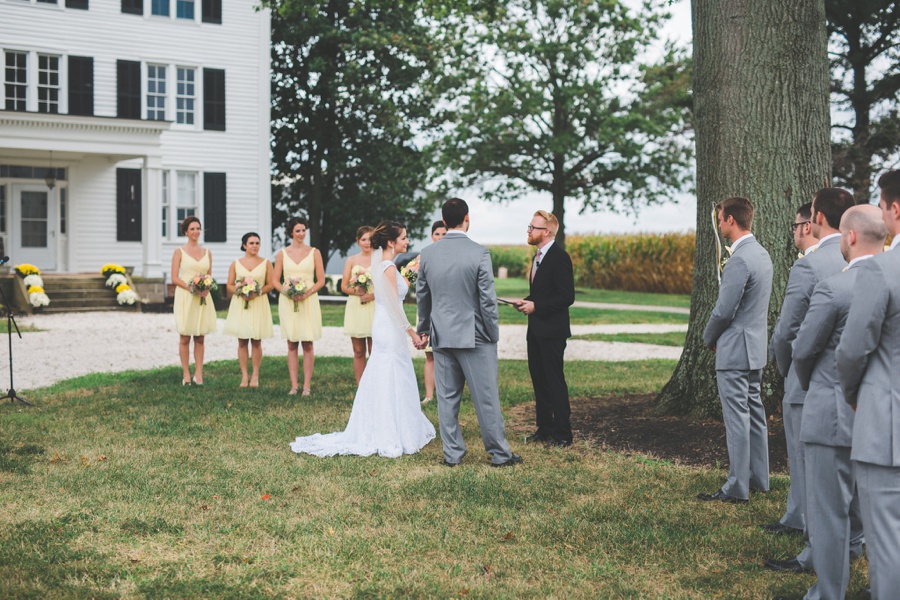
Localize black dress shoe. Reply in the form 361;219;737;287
759;522;803;535
763;558;812;573
548;438;572;448
697;490;748;503
524;433;549;443
442;459;460;467
491;454;523;468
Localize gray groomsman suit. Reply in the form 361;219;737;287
837;249;900;600
793;264;867;600
770;234;847;563
703;234;773;500
416;231;515;465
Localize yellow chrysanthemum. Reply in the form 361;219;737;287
101;264;126;276
14;264;40;276
115;283;131;293
27;285;45;294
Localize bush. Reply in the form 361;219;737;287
487;245;533;278
567;233;695;294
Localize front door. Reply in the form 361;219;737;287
11;184;57;271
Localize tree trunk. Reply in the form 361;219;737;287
656;0;831;416
553;154;567;249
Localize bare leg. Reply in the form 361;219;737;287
250;339;262;387
301;341;315;392
424;352;435;400
179;335;192;382
351;337;368;384
287;341;300;392
237;339;250;387
192;336;205;383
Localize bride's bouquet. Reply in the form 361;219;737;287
400;257;420;285
236;276;262;309
348;265;372;294
282;278;309;312
190;274;218;306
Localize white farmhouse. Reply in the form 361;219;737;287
0;0;271;286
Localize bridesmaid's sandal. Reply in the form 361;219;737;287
192;376;204;386
301;388;311;397
288;388;299;396
421;397;432;405
239;381;249;388
182;380;191;386
249;379;259;389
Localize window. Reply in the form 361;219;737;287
4;51;27;111
37;54;60;114
176;0;193;19
203;172;226;242
116;168;142;241
147;64;166;121
59;187;67;235
116;60;141;119
66;0;89;8
201;0;221;24
68;55;93;116
202;68;225;131
175;172;197;228
161;170;169;237
175;67;195;125
151;0;168;15
36;0;58;4
121;0;142;14
21;191;48;247
0;185;6;234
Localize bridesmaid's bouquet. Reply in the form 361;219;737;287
400;257;420;285
236;276;262;309
190;274;218;306
282;278;309;312
348;265;372;294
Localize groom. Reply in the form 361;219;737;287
416;198;522;468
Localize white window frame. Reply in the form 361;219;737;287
161;170;170;238
175;66;196;126
146;63;167;121
175;0;195;21
36;53;60;114
175;171;198;235
3;49;28;111
150;0;170;17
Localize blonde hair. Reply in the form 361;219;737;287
534;210;559;236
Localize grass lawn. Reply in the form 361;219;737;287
0;321;41;334
0;357;860;598
494;278;691;308
571;331;688;347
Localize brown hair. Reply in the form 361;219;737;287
812;188;855;229
442;198;468;228
355;225;374;242
878;170;900;209
717;197;754;230
371;221;405;250
180;215;201;235
286;216;309;238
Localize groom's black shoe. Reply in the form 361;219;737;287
442;459;459;468
697;490;747;503
491;454;523;468
547;438;572;448
524;432;549;444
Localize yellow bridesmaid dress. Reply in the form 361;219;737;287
174;248;217;336
343;264;375;338
278;248;322;342
223;260;274;340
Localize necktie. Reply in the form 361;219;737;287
531;249;542;283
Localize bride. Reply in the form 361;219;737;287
289;221;436;458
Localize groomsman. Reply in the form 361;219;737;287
764;187;856;573
791;205;885;600
514;210;576;447
836;170;900;600
699;197;773;503
761;202;820;536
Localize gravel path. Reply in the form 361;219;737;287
3;312;684;391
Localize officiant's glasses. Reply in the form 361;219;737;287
527;225;548;232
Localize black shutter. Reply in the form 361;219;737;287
202;68;225;131
116;60;141;119
68;56;93;116
201;0;221;24
203;172;226;242
66;0;89;9
117;168;142;242
121;0;142;14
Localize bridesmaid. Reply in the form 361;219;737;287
223;232;274;388
341;225;375;384
421;220;447;404
272;217;325;396
171;216;217;385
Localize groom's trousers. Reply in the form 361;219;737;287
433;342;513;465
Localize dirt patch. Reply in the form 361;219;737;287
508;393;789;473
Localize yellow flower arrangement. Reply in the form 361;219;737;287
101;264;127;277
14;264;40;277
115;283;131;294
27;285;45;294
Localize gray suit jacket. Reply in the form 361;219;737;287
416;231;500;349
837;250;900;466
703;235;773;370
793;266;859;447
771;236;847;406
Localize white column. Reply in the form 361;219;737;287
141;155;163;278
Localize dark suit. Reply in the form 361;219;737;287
524;242;575;444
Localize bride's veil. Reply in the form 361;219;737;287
370;247;412;332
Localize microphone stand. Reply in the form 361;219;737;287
0;274;32;406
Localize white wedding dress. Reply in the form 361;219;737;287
289;255;436;458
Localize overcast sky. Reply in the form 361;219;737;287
459;0;694;245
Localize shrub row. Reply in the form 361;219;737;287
488;233;696;294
